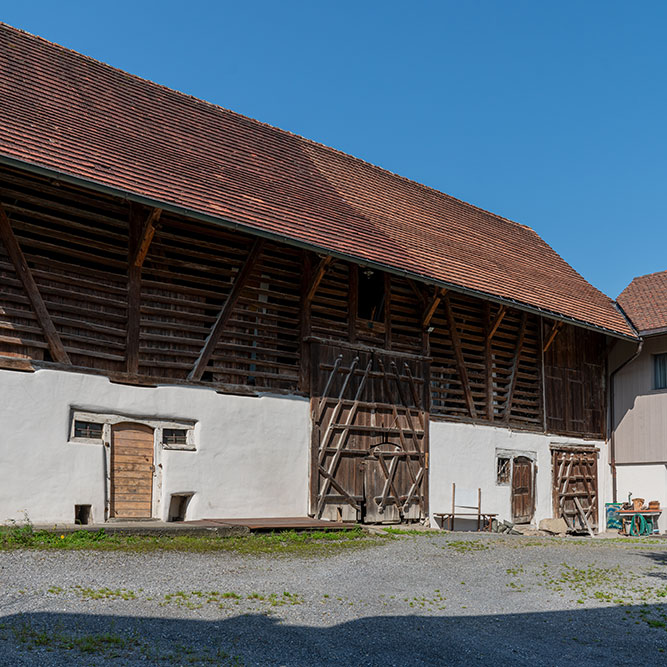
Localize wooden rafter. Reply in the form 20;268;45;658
422;288;446;329
130;207;162;268
443;295;477;418
543;320;564;353
187;239;264;381
503;312;528;421
0;202;70;364
406;278;426;307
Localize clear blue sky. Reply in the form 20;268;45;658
3;2;666;298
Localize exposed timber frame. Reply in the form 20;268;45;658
0;202;70;364
126;205;162;375
187;238;265;382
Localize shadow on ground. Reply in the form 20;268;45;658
2;603;667;666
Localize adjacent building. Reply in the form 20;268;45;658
613;271;667;529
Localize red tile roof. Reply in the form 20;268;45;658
0;23;635;338
618;271;667;334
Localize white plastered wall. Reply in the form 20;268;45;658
429;420;608;529
0;368;310;525
616;464;667;532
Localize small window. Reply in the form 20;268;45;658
655;353;667;390
497;457;511;485
74;420;103;440
358;270;385;322
162;429;188;446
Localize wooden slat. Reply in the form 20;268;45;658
187;239;264;381
442;295;476;418
0;202;70;364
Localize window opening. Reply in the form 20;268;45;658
358;269;385;322
74;504;91;525
496;457;511;485
162;428;188;446
74;420;103;440
655;353;667;390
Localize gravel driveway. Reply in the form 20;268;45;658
1;532;667;665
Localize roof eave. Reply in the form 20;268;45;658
0;153;639;343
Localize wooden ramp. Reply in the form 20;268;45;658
185;517;357;531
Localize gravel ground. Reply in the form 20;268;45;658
1;532;667;665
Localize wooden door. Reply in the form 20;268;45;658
552;449;598;531
310;342;428;524
110;423;154;519
511;456;534;523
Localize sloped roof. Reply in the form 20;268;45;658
618;271;667;334
0;23;635;338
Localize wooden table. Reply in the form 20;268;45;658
618;509;661;536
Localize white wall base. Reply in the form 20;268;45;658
429;420;608;530
0;369;310;525
616;464;667;532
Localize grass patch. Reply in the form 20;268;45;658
0;523;379;556
382;527;433;536
4;620;243;664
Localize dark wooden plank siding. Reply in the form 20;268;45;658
0;164;609;439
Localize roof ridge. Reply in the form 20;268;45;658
0;21;532;235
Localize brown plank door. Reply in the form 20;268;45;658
110;423;155;519
511;456;535;524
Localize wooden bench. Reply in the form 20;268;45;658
434;484;497;532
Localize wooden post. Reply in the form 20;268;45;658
348;264;358;344
384;273;392;350
298;251;312;393
504;312;528;422
0;202;70;364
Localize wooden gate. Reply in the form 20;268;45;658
511;456;535;523
310;343;428;523
552;448;598;531
110;423;155;519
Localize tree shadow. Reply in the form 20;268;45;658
2;604;667;666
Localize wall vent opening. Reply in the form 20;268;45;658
75;504;91;525
168;494;193;522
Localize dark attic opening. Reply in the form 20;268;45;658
358;269;385;322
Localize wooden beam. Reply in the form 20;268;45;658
443;295;476;419
422;288;446;329
187;239;264;381
543;320;563;353
486;305;507;342
384;273;392;350
348;264;358;344
298;251;312;393
126;204;143;374
484;302;494;421
0;203;70;364
130;207;161;268
305;255;333;304
503;312;528;422
406;278;426;307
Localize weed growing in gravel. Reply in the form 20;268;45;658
382;527;434;536
160;589;304;610
3;620;243;664
442;540;490;553
0;523;379;556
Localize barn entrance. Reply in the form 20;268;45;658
110;422;155;519
552;447;598;531
309;343;428;524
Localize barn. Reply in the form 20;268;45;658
0;24;636;528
